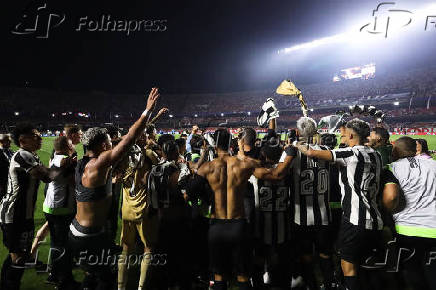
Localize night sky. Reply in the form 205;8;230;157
0;0;435;94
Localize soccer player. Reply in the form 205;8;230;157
64;124;83;149
0;134;13;200
366;127;392;168
285;117;336;290
391;137;436;290
194;128;294;290
250;130;294;290
118;108;166;290
68;88;159;290
0;123;69;290
296;118;384;290
186;134;204;163
147;135;192;290
117;142;159;290
43;136;77;286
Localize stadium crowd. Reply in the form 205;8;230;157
0;88;435;290
1;66;436;131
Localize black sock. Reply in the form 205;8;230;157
319;256;335;286
213;280;227;290
0;255;25;290
237;281;251;290
344;276;359;290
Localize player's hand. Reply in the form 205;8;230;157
146;88;160;111
158;107;169;116
296;141;310;155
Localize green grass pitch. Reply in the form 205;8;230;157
1;134;435;289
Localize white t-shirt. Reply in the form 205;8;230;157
43;154;75;214
392;157;436;232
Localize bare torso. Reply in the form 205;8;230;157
202;153;260;219
75;159;113;228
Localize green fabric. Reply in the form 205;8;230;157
43;204;73;215
395;224;436;239
329;202;342;209
376;144;393;168
191;153;201;162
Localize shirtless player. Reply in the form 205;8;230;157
193;128;296;290
68;88;160;289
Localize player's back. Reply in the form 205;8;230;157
206;156;228;219
226;155;260;219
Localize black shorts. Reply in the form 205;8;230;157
68;219;118;276
208;218;251;276
336;219;381;264
292;224;333;255
0;219;34;253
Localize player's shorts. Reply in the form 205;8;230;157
208;218;251;276
336;219;381;264
120;213;159;250
68;219;119;275
292;224;333;255
0;219;34;253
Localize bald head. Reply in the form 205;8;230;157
392;136;416;161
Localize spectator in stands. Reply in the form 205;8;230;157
0;134;13;200
416;139;432;159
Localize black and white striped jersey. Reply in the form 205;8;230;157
332;145;383;230
290;145;331;226
147;160;190;209
249;174;291;245
0;149;41;224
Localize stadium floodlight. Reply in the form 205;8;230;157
221;113;224;117
278;33;350;54
247;111;251;116
169;114;174;118
393;101;400;106
278;3;436;55
194;114;198;117
14;112;19;116
114;114;119;118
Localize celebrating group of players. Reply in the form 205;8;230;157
0;88;435;290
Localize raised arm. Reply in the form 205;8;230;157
149;107;169;124
253;146;296;180
94;88;160;168
296;142;333;161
